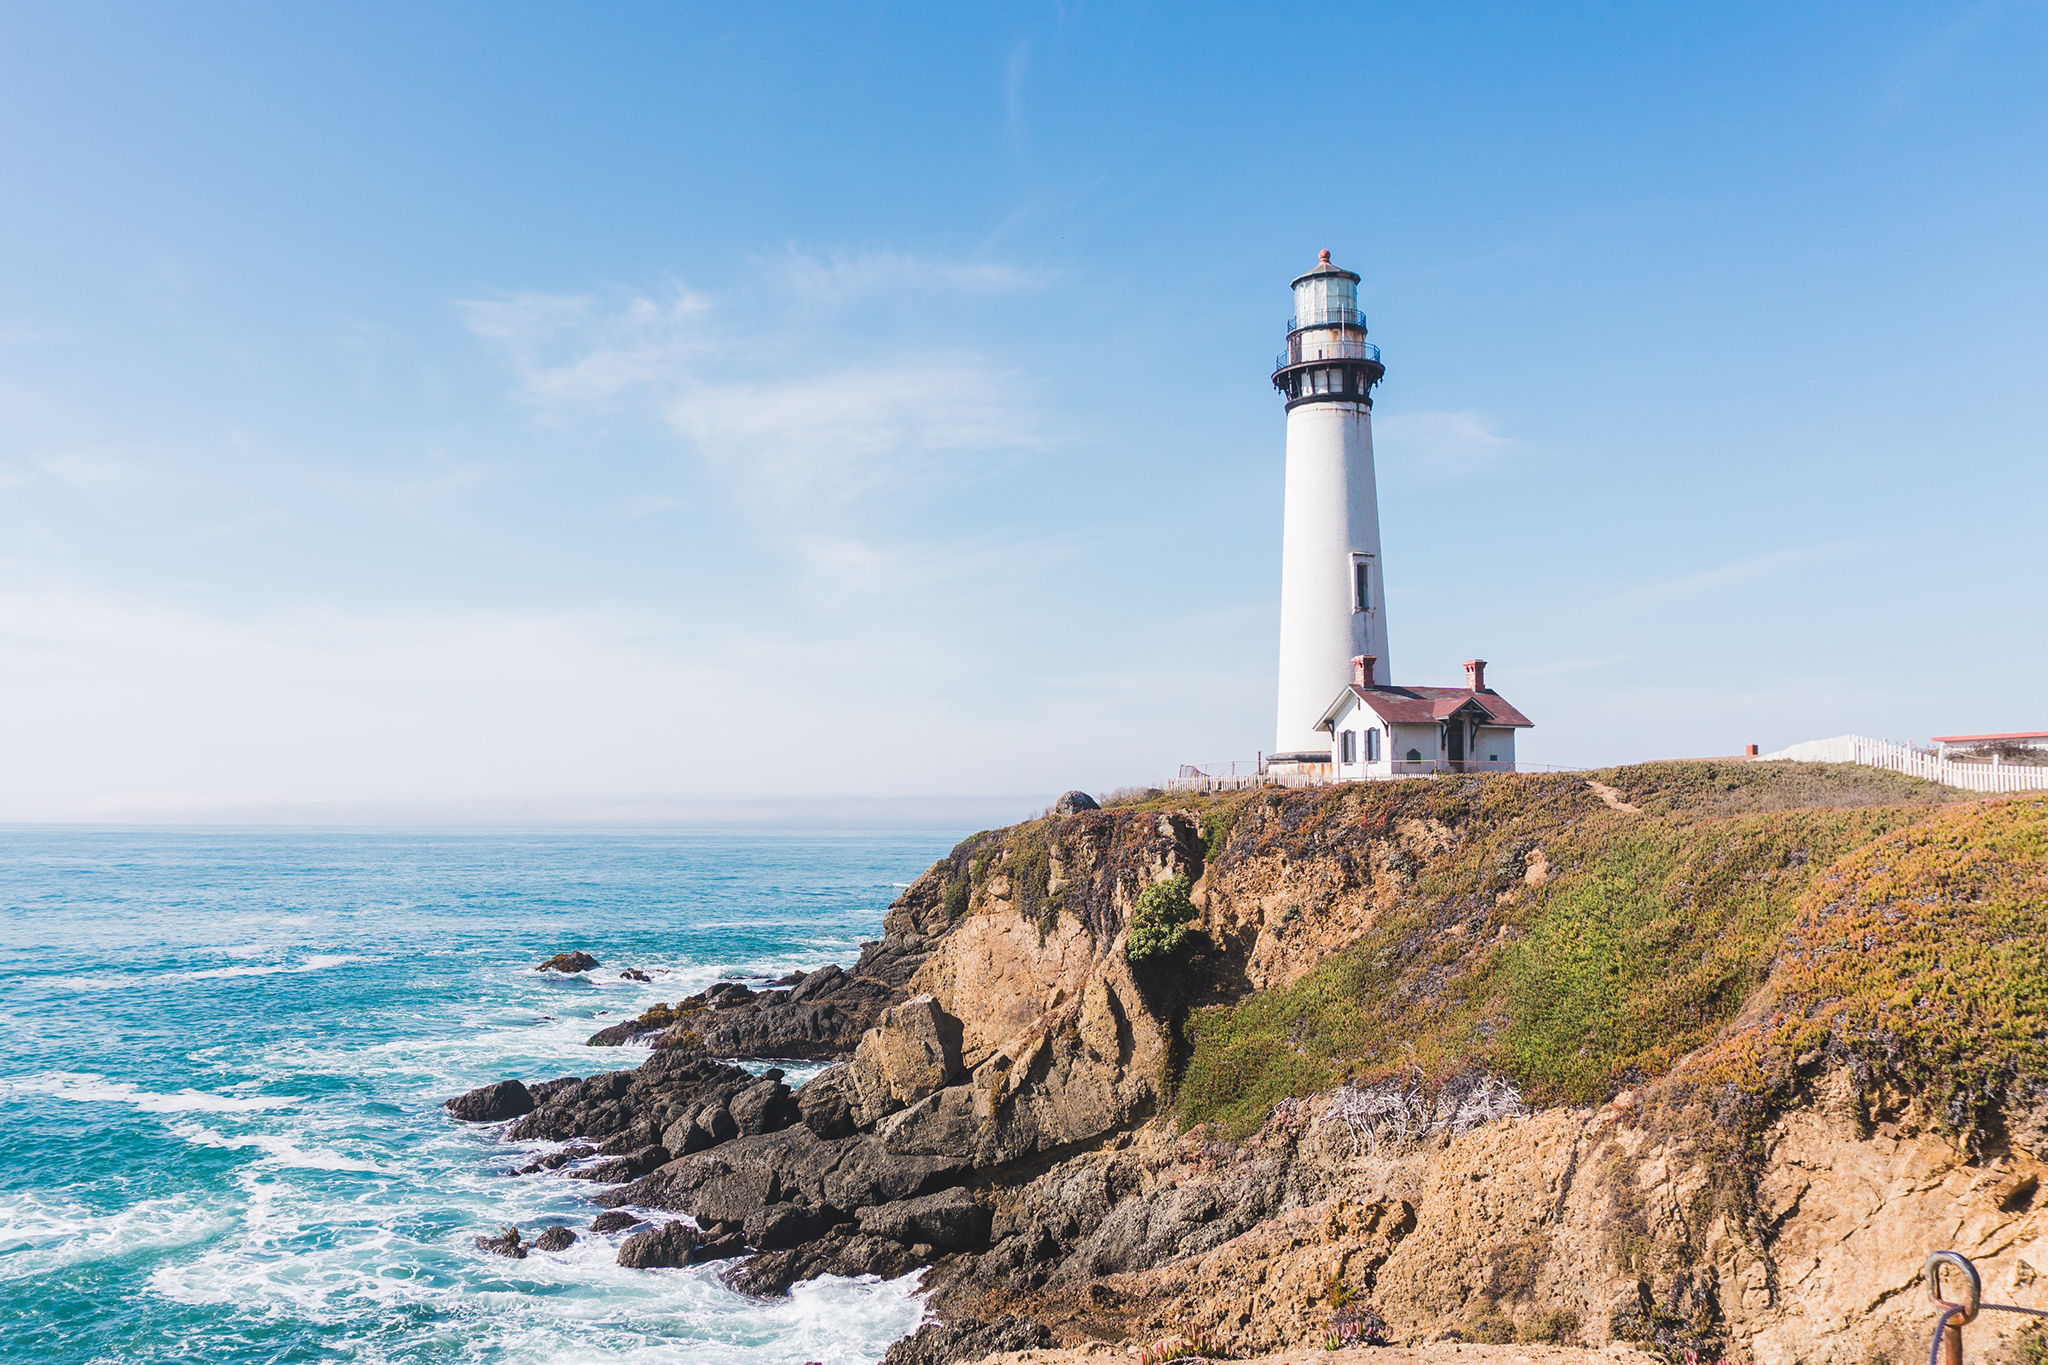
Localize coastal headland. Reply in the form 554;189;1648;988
448;762;2048;1365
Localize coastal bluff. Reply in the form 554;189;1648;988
447;763;2048;1365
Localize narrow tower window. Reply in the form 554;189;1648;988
1353;558;1370;612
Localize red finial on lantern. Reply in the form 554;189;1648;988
1319;249;1331;264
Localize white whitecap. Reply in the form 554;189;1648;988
8;1072;295;1113
165;953;363;982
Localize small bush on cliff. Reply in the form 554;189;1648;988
1126;876;1196;963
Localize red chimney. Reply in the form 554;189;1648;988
1746;744;1759;757
1464;659;1487;692
1352;655;1375;688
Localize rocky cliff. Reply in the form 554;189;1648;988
449;765;2048;1365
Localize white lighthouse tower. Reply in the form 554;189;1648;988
1270;250;1389;761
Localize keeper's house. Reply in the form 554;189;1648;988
1314;656;1533;780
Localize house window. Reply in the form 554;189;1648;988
1406;749;1421;762
1352;558;1370;612
1366;729;1380;762
1340;730;1356;764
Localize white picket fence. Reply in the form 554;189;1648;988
1758;734;2048;793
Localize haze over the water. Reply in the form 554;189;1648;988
0;4;2041;825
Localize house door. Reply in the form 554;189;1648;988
1446;719;1465;771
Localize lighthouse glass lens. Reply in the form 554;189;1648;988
1294;274;1357;327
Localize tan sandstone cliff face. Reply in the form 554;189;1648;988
846;808;1200;1171
961;1075;2048;1365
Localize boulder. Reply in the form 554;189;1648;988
617;1219;700;1269
796;1066;858;1139
1051;790;1100;817
728;1073;799;1137
881;1316;1055;1365
538;951;600;973
590;1211;643;1233
847;996;965;1128
855;1186;989;1250
445;1080;536;1123
620;968;651;982
530;1226;577;1252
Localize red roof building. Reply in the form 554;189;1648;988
1298;655;1534;779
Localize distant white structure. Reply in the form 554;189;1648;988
1759;734;2048;793
1930;730;2048;760
1271;250;1389;762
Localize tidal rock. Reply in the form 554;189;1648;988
446;1079;536;1123
727;1227;921;1297
530;1226;577;1252
475;1226;527;1259
620;968;651;982
595;1124;967;1225
504;1052;758;1146
617;1219;700;1269
855;1186;989;1251
566;1144;671;1183
1051;790;1100;817
538;951;600;973
881;1316;1055;1365
512;1143;596;1175
590;1211;643;1233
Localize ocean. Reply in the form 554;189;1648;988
0;826;964;1364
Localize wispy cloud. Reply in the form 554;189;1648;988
1374;411;1522;479
1610;543;1857;607
773;248;1055;303
461;269;1046;510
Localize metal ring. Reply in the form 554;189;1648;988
1926;1250;1983;1324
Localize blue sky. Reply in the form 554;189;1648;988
1;2;2043;823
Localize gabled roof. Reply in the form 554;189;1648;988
1315;683;1534;734
1931;730;2048;743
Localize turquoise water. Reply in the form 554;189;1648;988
0;828;960;1364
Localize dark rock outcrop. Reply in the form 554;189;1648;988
590;1211;643;1233
446;1080;536;1123
512;1143;595;1175
880;1315;1055;1365
856;1186;988;1251
595;1124;967;1223
726;1226;924;1297
585;956;913;1059
504;1052;762;1146
742;1200;842;1250
538;951;600;973
616;1220;700;1269
620;968;651;982
565;1144;671;1183
1051;790;1100;817
530;1225;577;1252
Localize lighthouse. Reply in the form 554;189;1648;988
1270;250;1389;761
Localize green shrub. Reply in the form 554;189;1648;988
1126;876;1196;963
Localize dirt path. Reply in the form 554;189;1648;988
1584;780;1640;814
